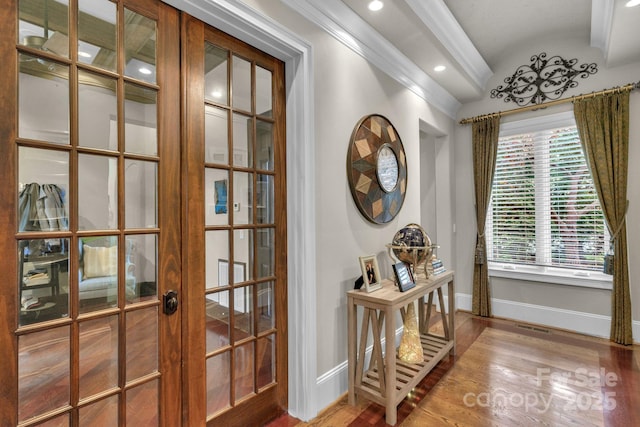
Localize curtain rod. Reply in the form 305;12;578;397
459;81;640;125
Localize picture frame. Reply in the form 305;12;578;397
392;262;415;292
214;180;228;214
359;255;382;292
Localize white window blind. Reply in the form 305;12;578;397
486;116;608;272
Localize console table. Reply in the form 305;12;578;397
347;270;455;425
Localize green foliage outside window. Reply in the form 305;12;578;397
489;126;606;271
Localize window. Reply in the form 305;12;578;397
486;112;611;288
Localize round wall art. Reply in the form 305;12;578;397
347;114;407;224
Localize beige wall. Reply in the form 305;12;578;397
242;0;455;376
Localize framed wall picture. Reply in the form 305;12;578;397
359;255;382;292
214;179;228;214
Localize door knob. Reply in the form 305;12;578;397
163;290;178;315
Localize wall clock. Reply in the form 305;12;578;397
347;114;407;224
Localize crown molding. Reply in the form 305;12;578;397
404;0;492;90
281;0;460;118
590;0;614;61
162;0;310;60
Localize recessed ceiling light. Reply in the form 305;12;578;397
434;65;446;72
626;0;640;7
368;1;384;12
78;51;92;58
139;67;152;75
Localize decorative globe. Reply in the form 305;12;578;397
391;223;432;265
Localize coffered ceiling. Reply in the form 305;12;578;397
33;0;635;118
283;0;640;116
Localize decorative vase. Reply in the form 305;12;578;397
398;302;423;363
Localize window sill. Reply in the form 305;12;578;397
488;263;613;290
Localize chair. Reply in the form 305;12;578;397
78;237;137;304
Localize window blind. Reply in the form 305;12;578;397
486;124;607;271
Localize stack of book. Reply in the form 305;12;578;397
23;268;50;286
431;258;446;276
21;296;43;310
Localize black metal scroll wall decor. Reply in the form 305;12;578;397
490;53;598;106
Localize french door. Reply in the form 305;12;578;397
1;0;181;425
1;1;286;426
181;14;288;427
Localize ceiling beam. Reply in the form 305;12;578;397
281;0;461;118
404;0;492;91
590;0;614;61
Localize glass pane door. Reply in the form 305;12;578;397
3;1;182;425
203;45;281;423
183;15;287;426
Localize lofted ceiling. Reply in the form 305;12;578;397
283;0;640;116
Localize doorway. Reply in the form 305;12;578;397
0;1;287;426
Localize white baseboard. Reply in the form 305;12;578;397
314;294;640;417
315;359;348;416
314;325;403;416
458;293;611;337
453;293;640;343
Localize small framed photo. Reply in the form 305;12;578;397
359;255;382;292
392;262;415;292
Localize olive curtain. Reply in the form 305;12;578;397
471;116;500;317
574;91;633;345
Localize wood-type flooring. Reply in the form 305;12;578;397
267;311;640;427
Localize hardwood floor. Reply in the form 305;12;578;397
17;304;161;424
267;312;640;426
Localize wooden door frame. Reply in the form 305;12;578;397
155;2;183;426
0;4;19;422
0;1;182;425
160;2;313;422
163;0;319;420
180;12;208;424
181;12;288;426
